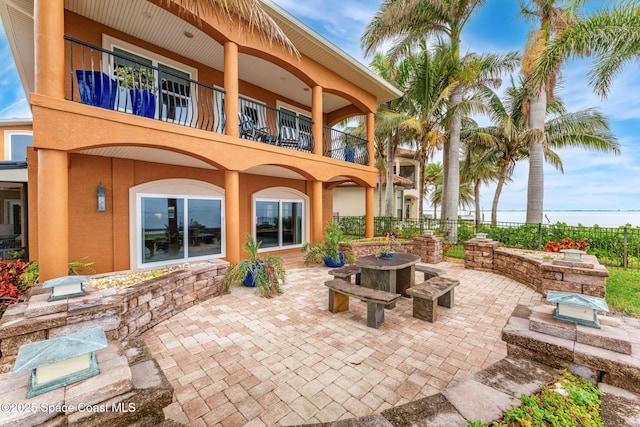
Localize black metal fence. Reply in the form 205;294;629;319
333;215;640;270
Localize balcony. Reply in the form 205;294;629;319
323;127;369;165
65;37;369;163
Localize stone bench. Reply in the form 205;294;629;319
324;279;401;329
328;265;361;285
406;277;460;322
415;264;446;281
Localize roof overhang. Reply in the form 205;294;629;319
0;0;401;111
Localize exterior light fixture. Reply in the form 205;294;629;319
423;230;434;237
43;275;90;301
475;232;487;240
97;182;106;212
183;31;194;38
560;249;585;262
546;290;609;329
13;327;107;397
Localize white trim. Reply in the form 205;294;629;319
129;179;225;269
102;34;198;80
3;130;32;161
275;101;311;118
252;187;309;251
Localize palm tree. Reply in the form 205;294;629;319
362;0;487;227
424;162;444;220
170;0;298;55
533;4;640;98
520;0;587;224
369;53;413;216
474;80;621;224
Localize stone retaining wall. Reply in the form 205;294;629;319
503;304;640;394
464;239;608;297
351;235;443;264
0;259;229;374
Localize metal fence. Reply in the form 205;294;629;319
333;215;640;270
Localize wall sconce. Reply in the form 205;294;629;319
97;182;106;212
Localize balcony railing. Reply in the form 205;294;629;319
323;126;369;165
65;36;226;133
239;97;314;153
65;38;368;162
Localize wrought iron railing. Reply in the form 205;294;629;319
238;97;314;152
332;215;640;270
65;36;226;133
323;127;369;165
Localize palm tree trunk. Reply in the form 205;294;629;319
443;88;463;243
474;177;481;224
491;164;510;225
418;155;426;232
526;85;547;224
377;173;383;215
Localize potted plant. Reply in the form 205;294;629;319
223;234;285;298
115;65;157;118
376;232;400;260
302;222;354;267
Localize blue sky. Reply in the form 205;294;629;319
1;1;639;212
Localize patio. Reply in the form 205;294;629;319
141;253;543;426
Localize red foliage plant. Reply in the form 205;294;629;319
0;260;32;308
544;238;589;253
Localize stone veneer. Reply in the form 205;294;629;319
350;235;443;264
0;259;228;426
503;304;640;394
464;239;608;297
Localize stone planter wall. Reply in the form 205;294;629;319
350;235;443;264
0;259;229;374
463;238;500;272
464;240;608;297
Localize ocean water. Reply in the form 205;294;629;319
478;210;640;228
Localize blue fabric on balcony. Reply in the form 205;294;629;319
75;71;117;110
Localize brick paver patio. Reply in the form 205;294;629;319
142;254;543;426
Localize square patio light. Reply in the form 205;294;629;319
423;230;434;237
43;275;91;301
560;249;586;262
546;290;609;329
475;232;487;240
13;327;107;397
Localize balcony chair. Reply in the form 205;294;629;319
239;114;274;143
279;125;300;148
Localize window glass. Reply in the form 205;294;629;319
141;197;184;263
256;199;304;249
8;133;32;161
282;201;303;246
256;201;280;248
187;199;222;257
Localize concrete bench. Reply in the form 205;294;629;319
406;276;460;322
415;264;447;281
328;265;361;285
325;279;401;329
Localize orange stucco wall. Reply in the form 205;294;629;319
28;151;328;273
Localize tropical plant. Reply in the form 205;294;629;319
468;79;620;225
223;234;285;298
302;222;354;265
533;2;640;99
167;0;298;56
116;66;157;91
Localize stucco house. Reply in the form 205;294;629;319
0;0;401;281
0;119;31;260
333;148;422;220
